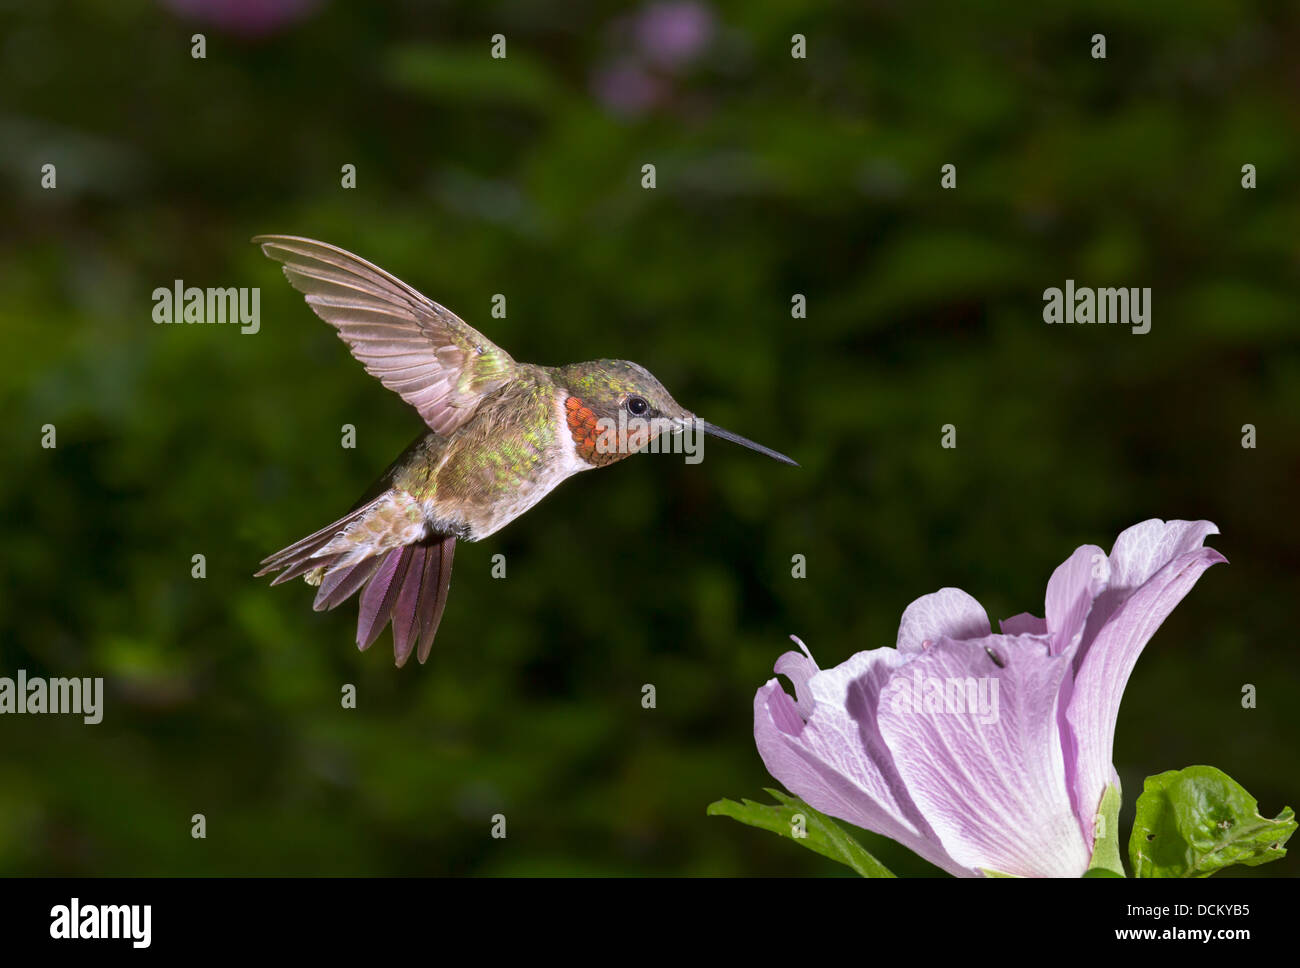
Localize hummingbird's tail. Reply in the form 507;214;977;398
257;513;456;667
351;536;456;667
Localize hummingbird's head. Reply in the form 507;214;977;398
556;360;797;468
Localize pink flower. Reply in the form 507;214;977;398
635;2;714;70
590;2;715;117
755;520;1226;877
590;60;665;118
160;0;320;38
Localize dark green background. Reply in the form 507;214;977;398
2;0;1296;876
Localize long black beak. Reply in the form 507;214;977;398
700;420;798;466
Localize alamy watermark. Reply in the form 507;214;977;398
152;280;260;334
592;411;704;464
50;898;150;948
0;670;103;724
886;668;1000;725
1043;280;1150;334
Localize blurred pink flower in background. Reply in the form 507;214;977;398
635;1;715;69
592;2;715;117
590;61;665;118
160;0;321;38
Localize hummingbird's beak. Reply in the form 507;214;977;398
698;420;798;466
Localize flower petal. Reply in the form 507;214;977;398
896;588;991;654
754;648;972;876
878;634;1092;877
1106;519;1221;592
1044;544;1109;655
774;649;819;721
999;612;1047;636
1065;525;1226;844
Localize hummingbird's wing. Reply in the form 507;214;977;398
254;235;518;436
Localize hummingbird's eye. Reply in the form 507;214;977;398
625;396;649;416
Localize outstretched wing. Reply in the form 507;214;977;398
254;235;517;435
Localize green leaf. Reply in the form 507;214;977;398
1086;783;1126;877
1129;766;1296;877
708;788;896;877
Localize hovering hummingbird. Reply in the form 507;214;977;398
253;236;796;667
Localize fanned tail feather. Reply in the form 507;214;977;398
376;536;456;666
258;518;456;667
254;506;374;585
313;556;382;611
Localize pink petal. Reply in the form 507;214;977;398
1065;522;1225;845
1106;520;1221;592
895;588;990;654
999;612;1048;636
1044;544;1109;655
878;634;1092;877
774;649;819;720
754;648;973;876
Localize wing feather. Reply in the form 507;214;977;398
255;235;517;435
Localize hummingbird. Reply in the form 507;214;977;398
253;236;796;667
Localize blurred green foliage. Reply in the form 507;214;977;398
1;0;1296;876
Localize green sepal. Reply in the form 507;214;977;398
1086;783;1126;877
